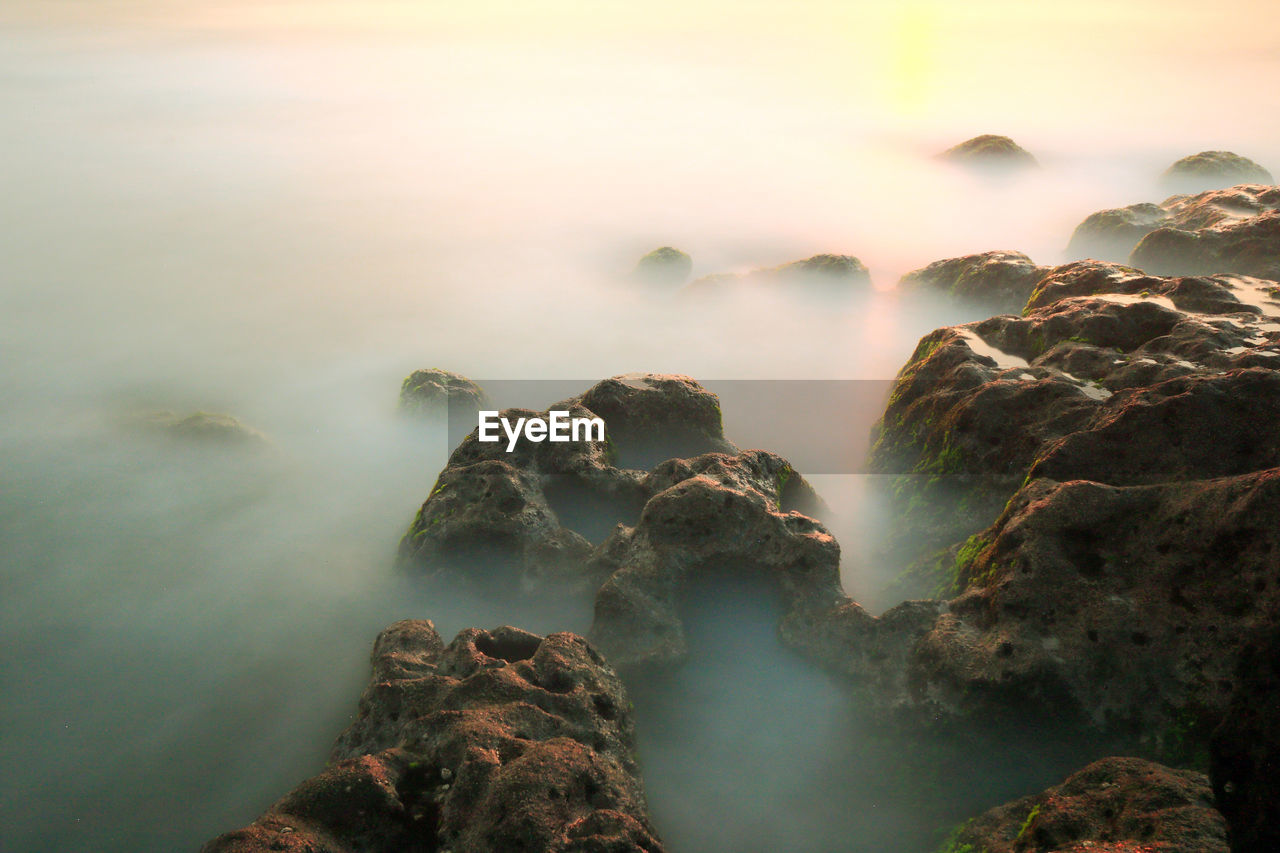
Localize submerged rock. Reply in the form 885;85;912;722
683;253;871;296
633;246;692;286
399;368;488;417
897;250;1047;313
943;757;1228;853
1162;150;1273;195
201;620;664;853
131;410;269;447
937;134;1038;171
1066;202;1173;262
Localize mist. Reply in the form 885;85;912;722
3;1;1279;850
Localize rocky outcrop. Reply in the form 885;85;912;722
399;369;489;417
633;247;692;287
941;757;1228;853
937;135;1038;171
201;621;664;853
684;254;871;296
398;373;844;666
1210;621;1280;853
1161;151;1273;195
1066;184;1280;276
836;259;1280;745
897;250;1047;313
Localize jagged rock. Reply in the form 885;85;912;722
1066;184;1280;275
633;247;692;286
1162;151;1274;195
897;250;1047;313
683;254;871;296
397;374;827;608
1210;621;1280;853
588;452;844;668
942;757;1228;853
201;621;664;853
937;135;1038;170
399;369;488;417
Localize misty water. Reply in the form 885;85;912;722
3;2;1279;851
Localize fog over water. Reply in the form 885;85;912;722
3;1;1279;850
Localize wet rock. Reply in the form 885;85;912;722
870;258;1280;578
897;250;1047;313
684;254;870;296
937;134;1038;171
1161;151;1273;195
399;369;489;418
943;757;1228;853
1210;621;1280;853
201;620;664;853
397;374;830;596
1066;203;1172;262
1066;184;1280;275
588;451;843;668
633;246;692;287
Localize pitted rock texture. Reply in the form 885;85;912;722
944;757;1228;853
840;259;1280;741
937;134;1039;170
1210;621;1280;853
399;374;844;666
399;369;489;417
1161;151;1273;195
202;621;663;853
1067;184;1280;274
897;250;1048;313
684;253;870;296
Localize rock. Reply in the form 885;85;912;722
398;373;844;669
937;135;1038;171
1210;621;1280;853
201;620;664;853
1066;203;1172;262
683;254;871;296
399;369;489;418
131;410;269;447
897;250;1048;313
632;246;692;286
1132;209;1280;280
1066;184;1280;275
942;757;1228;853
588;452;844;668
836;256;1280;742
1162;151;1274;195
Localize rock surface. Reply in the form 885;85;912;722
1066;184;1280;277
684;253;871;296
399;369;489;418
815;259;1280;748
398;373;846;667
897;250;1048;313
937;135;1038;170
633;246;692;286
201;620;664;853
1161;151;1273;195
1210;621;1280;853
942;757;1228;853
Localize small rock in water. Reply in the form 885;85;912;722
1161;150;1273;194
633;246;692;286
